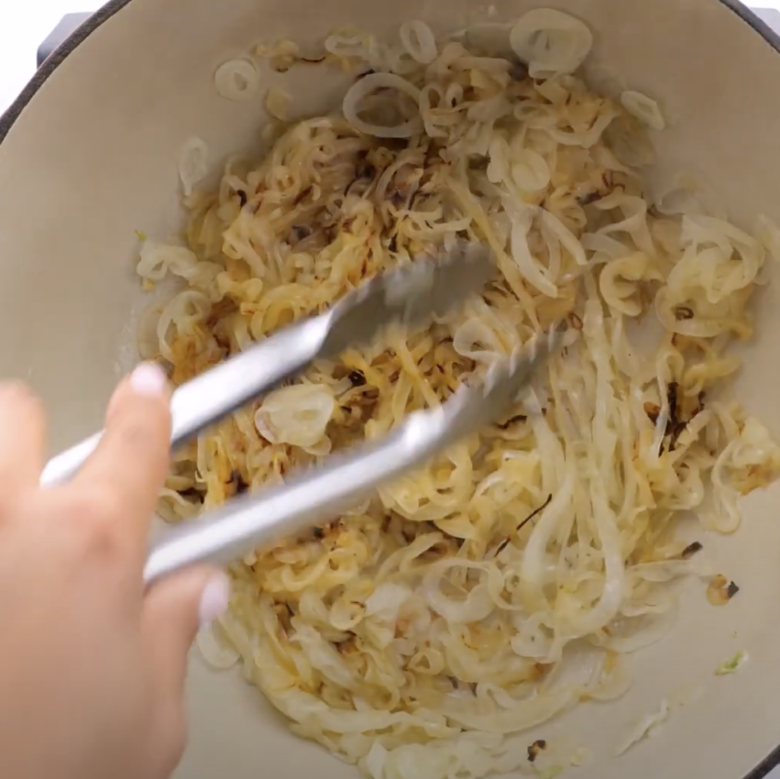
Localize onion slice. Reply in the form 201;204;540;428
178;137;208;197
214;59;260;101
510;9;593;79
343;72;423;138
621;90;666;131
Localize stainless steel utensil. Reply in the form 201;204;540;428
41;243;494;487
144;326;563;583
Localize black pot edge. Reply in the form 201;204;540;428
0;0;129;142
1;0;780;776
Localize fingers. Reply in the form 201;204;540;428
0;383;46;499
143;568;230;705
75;364;171;551
142;568;227;779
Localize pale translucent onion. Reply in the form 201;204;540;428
178;137;208;197
511;149;550;192
621;90;666;131
265;87;292;120
399;21;438;64
452;318;504;364
254;383;335;450
343;72;423;138
196;622;240;669
509;9;593;79
214;58;260;101
614;699;671;755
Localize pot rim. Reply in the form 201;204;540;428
1;0;778;776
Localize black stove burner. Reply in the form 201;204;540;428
38;13;92;67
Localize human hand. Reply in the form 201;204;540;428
0;365;230;779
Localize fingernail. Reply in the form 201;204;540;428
199;572;231;626
130;363;168;397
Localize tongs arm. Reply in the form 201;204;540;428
144;326;563;584
144;406;444;584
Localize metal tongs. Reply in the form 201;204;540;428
41;244;563;583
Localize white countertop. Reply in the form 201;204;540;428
1;1;780;777
0;0;100;112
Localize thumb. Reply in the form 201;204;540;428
144;568;231;700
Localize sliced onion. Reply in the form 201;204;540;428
581;232;632;259
254;383;335;450
569;747;595;767
422;560;496;623
137;242;199;282
342;72;423;138
136;303;164;360
214;59;260;101
541;209;587;266
591;656;633;701
621;90;666;131
614;699;671;755
196;622;240;669
361;741;388;779
599;605;678;654
511;149;550;192
291;623;361;691
444;686;578;734
506;202;559;297
178;137;208;197
156;290;211;362
452;318;504;364
756;214;780;263
265;87;291;120
509;9;593;79
399;21;438;65
325;31;370;59
365;583;413;621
